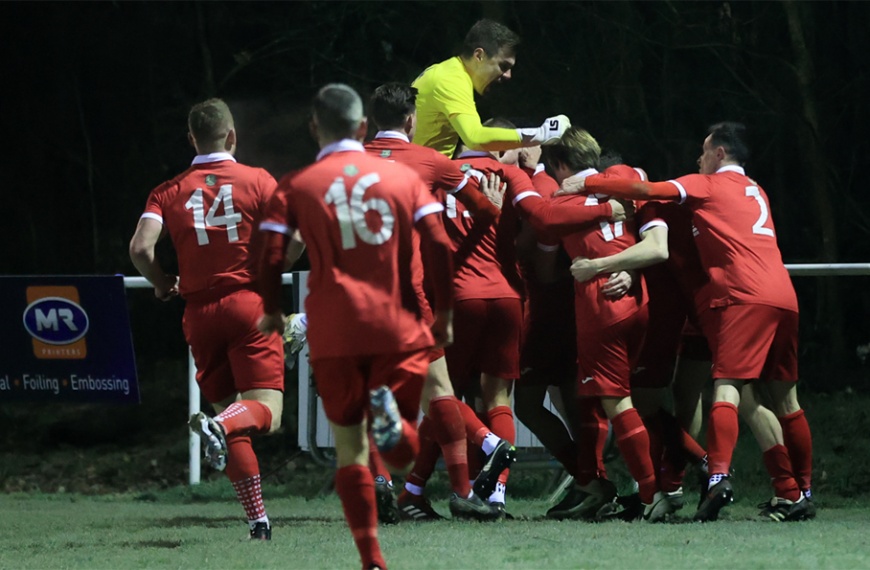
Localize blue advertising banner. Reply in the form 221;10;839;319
0;275;140;403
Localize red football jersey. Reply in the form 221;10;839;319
141;153;276;298
448;152;527;301
366;131;471;316
556;165;648;330
261;140;441;359
365;131;469;195
636;200;710;313
667;165;797;311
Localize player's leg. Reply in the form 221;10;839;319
477;372;515;508
600;395;657;510
514;379;578;478
739;382;802;514
314;356;385;570
765;308;813;504
473;298;522;508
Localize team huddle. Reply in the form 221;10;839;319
129;18;814;570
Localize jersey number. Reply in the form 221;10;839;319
585;195;623;242
324;173;395;249
745;186;774;237
184;185;242;246
444;194;471;219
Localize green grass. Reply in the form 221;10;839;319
2;490;870;569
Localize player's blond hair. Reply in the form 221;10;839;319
550;127;601;171
188;98;234;148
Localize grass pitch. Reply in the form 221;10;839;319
3;488;869;569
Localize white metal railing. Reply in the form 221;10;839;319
123;263;870;484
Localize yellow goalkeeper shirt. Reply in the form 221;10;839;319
412;56;521;156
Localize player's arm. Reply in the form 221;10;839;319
257;225;290;335
415;208;454;348
450;113;571;151
570;224;669;283
129;217;178;301
514;191;626;235
284;229;306;270
565;175;682;201
433;154;500;222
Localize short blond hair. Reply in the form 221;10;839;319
550;127;601;171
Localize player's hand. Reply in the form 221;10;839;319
554;173;586;196
518;146;542;170
608;199;634;222
258;312;286;336
518;115;571;146
431;309;454;349
154;275;179;302
570;257;599;283
602;271;633;299
480;173;505;210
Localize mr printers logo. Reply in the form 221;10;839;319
344;164;359;177
205;174;217;187
380;150;391;158
459;163;471;173
23;298;89;344
23;286;89;359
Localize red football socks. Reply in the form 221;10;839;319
335;464;384;570
404;417;441;489
429;396;472;497
779;409;813;493
762;444;801;501
368;434;392;485
458;400;489;447
707;401;739;476
575;398;609;486
225;434;266;523
612;408;657;504
487;406;515;485
215;401;272;436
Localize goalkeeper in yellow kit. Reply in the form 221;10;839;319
413;19;570;157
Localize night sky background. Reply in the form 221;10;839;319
3;1;869;388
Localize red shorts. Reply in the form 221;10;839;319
312;349;428;427
699;304;799;381
576;307;648;398
445;298;522;390
183;288;284;404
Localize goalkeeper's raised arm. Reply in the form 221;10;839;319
412;18;570;157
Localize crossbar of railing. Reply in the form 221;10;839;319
121;263;870;484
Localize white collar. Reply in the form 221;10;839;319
374;130;410;143
716;164;745;175
191;152;236;165
457;150;491;159
572;167;599;180
317;139;365;161
533;163;546;176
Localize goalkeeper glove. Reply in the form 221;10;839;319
517;115;571;146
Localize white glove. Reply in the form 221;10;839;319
517;115;571;146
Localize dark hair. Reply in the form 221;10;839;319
547;127;601;171
707;121;750;165
370;83;417;131
599;149;624;169
461;19;520;58
312;83;364;140
188;98;233;145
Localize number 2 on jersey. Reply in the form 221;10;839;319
745;185;774;237
185;185;242;246
324;173;395;249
